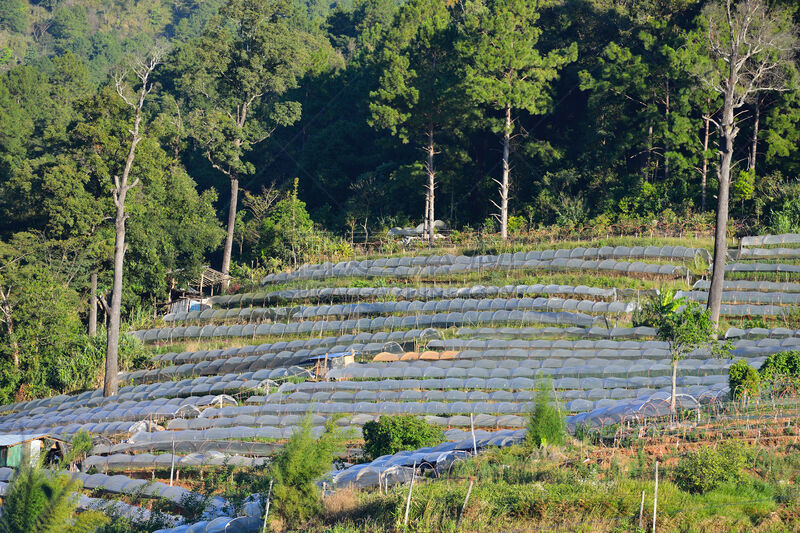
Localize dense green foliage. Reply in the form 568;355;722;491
0;463;108;533
674;443;748;494
758;350;800;392
268;416;348;526
362;414;444;460
525;386;565;448
728;359;761;400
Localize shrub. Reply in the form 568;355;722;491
269;416;348;527
0;462;108;532
61;429;93;468
674;443;747;494
758;350;800;392
507;215;526;236
526;386;565;448
729;359;761;400
362;415;444;461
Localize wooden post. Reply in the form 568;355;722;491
639;490;645;530
456;479;474;530
470;413;477;456
169;439;175;486
261;479;273;533
403;461;416;528
652;461;659;533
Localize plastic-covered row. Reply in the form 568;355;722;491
289;245;707;274
725;326;800;338
568;387;729;429
149;329;435;365
208;283;645;309
330;428;526;489
130;310;605;343
262;257;690;285
693;279;800;293
165;296;637;326
679;290;800;305
725;262;800;273
740;233;800;247
735;247;800;260
68;471;227;511
453;325;658;339
83;451;267;472
271;374;727;396
154;517;263;533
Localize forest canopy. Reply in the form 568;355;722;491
0;0;798;400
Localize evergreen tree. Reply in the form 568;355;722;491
459;0;576;239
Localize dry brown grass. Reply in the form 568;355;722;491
323;487;361;520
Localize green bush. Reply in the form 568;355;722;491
632;290;683;328
674;443;747;494
268;416;348;527
526;387;565;448
729;359;761;400
507;215;526;236
362;415;444;461
758;350;800;392
0;462;108;532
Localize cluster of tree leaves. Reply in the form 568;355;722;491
362;414;445;460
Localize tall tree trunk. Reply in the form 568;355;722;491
670;358;678;412
105;197;129;397
89;272;97;337
664;80;670;182
425;128;436;245
708;86;736;328
749;96;760;174
499;105;511;240
644;124;654;181
221;175;239;282
0;287;19;368
106;49;160;397
701;100;711;211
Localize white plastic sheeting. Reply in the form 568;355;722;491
693;279;800;293
83;451;267;472
725;262;800;274
330;428;526;489
568;388;729;429
740;233;800;247
454;326;658;339
208;283;627;309
153;517;263;533
262;257;691;285
131;310;605;343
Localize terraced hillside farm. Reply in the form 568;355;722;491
5;234;800;532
